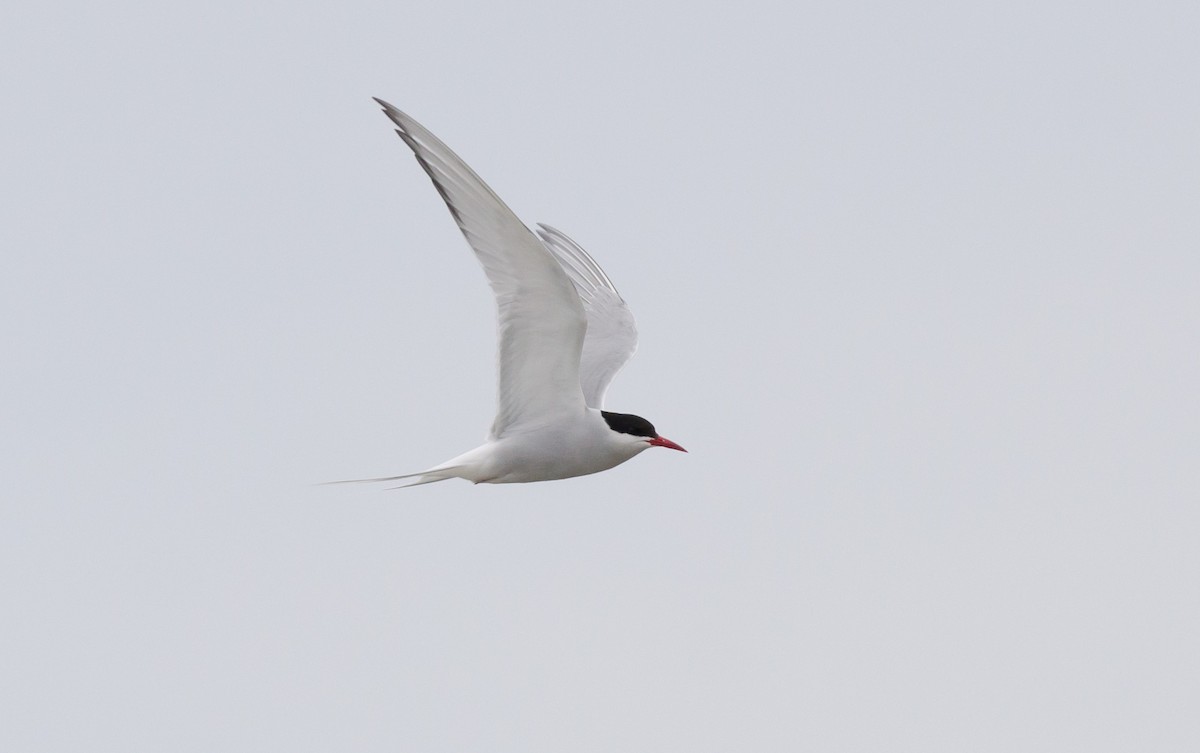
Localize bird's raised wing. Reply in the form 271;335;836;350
536;224;638;409
374;99;588;438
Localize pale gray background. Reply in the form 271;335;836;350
3;0;1197;750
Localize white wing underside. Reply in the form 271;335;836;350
375;99;587;439
374;100;638;437
536;224;638;409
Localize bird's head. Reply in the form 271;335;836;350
601;411;687;453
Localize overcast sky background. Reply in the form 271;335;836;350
3;1;1198;750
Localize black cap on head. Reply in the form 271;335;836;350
601;411;657;439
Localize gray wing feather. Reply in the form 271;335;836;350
536;224;638;409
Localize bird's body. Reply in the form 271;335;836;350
357;99;685;487
404;410;655;486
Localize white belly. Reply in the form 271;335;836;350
441;414;648;484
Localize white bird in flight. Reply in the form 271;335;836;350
353;99;686;487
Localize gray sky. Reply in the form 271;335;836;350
3;1;1198;750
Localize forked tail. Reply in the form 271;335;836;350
321;465;466;490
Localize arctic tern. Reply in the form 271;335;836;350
354;99;686;487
